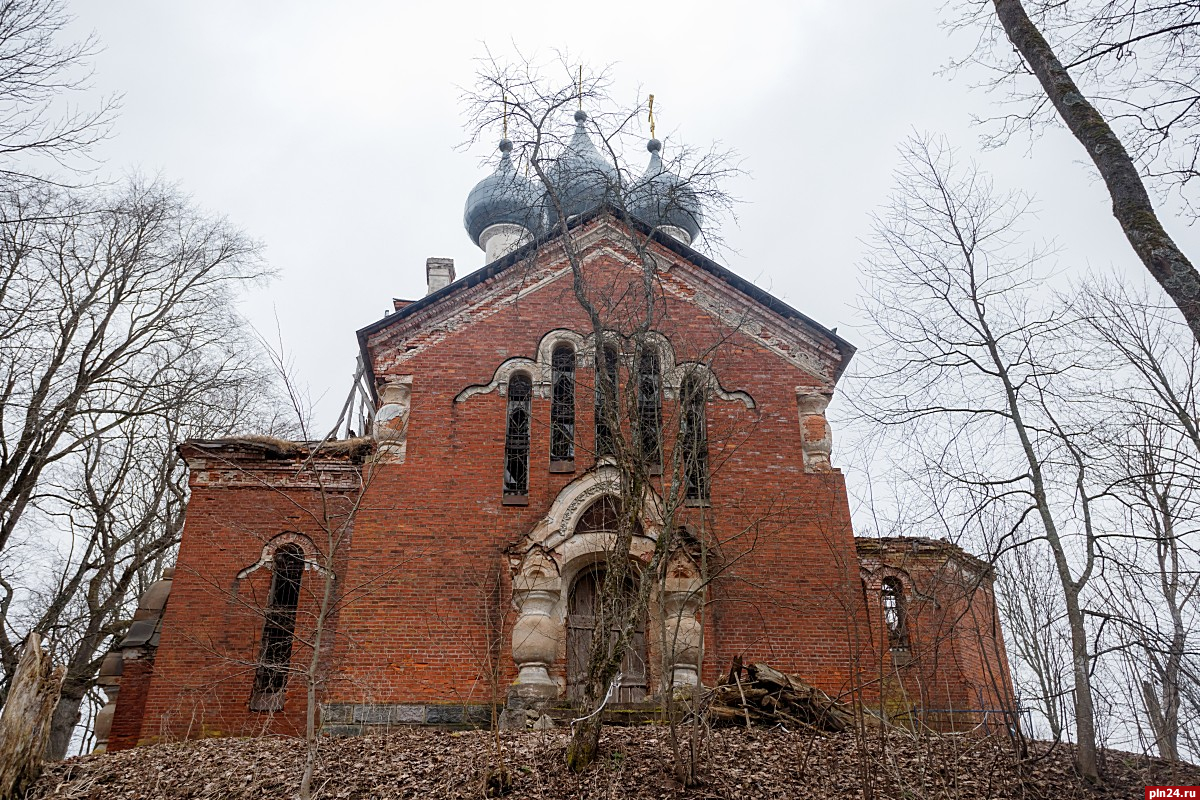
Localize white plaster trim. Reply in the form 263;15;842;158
454;357;546;402
236;532;328;579
518;465;666;551
534;329;588;366
455;327;755;409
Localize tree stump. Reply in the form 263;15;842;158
0;634;66;800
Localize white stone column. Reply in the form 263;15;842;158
662;576;704;688
373;377;412;464
796;387;834;472
510;573;561;694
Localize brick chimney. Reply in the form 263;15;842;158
426;257;455;295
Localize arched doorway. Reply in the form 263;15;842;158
566;565;648;703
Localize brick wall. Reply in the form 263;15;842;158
124;217;1012;742
857;538;1016;731
107;657;155;750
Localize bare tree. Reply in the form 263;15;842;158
854;134;1106;779
0;0;115;182
995;540;1072;741
0;176;268;759
0;177;263;564
956;0;1200;343
1074;281;1200;761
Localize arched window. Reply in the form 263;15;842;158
251;544;304;711
681;375;709;501
594;342;619;458
504;373;532;497
550;344;576;466
574;496;644;536
636;348;662;469
881;577;908;648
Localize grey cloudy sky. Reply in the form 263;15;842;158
65;0;1197;426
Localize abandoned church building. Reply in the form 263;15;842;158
94;111;1015;750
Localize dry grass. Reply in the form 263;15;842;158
210;436;375;461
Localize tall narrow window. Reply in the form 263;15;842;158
504;373;532;497
636;348;662;468
550;344;576;465
881;577;908;648
681;375;709;501
251;544;304;711
594;343;619;458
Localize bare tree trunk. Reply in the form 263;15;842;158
976;272;1101;783
0;634;65;800
297;546;336;800
44;679;86;760
992;0;1200;343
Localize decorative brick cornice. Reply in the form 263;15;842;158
179;438;368;490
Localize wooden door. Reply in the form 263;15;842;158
566;567;647;704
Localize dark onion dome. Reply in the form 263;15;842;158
463;139;540;246
544;110;620;224
628;138;702;244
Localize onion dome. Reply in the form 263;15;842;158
464;139;540;247
545;110;620;224
628;138;701;245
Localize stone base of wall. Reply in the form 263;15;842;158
321;703;495;735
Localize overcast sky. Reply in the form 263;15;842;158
65;1;1199;432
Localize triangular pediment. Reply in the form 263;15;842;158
357;208;854;393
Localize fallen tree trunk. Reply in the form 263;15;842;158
0;634;66;800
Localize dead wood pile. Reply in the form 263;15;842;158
707;660;855;732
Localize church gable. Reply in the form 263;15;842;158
358;211;854;391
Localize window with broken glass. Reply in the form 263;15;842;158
881;577;908;648
594;343;619;458
550;344;576;465
636;347;662;470
504;373;532;496
251;544;304;711
681;375;709;501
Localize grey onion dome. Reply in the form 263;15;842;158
545;110;620;224
464;139;540;246
628;138;701;243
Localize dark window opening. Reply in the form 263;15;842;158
251;544;304;711
550;344;576;464
881;577;908;648
576;495;621;533
573;495;643;536
504;373;532;496
594;343;619;458
637;348;662;469
681;375;709;501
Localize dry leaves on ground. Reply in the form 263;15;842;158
28;726;1200;800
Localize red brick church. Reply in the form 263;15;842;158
95;113;1015;750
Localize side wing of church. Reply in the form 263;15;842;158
94;119;1015;750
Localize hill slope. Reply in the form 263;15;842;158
29;727;1200;799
